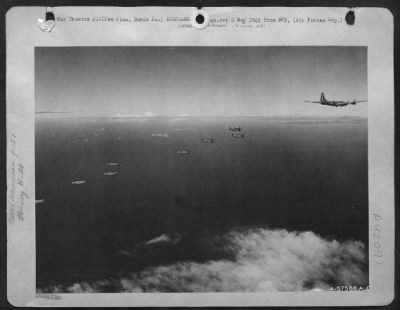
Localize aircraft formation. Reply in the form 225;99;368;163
38;91;366;203
177;126;245;155
177;91;366;156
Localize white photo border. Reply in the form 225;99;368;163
6;6;394;307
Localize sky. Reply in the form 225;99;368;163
35;46;367;117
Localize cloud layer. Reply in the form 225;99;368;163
38;228;368;293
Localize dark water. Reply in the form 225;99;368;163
36;116;368;290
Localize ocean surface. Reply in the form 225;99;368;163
36;116;369;292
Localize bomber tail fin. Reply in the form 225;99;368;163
320;92;327;102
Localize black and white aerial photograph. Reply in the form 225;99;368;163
35;46;368;293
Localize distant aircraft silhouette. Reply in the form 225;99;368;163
107;162;120;166
232;133;245;139
104;171;118;176
176;150;191;155
71;180;86;185
201;138;215;143
305;92;367;107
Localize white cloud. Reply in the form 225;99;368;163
144;112;158;117
111;113;142;118
110;112;159;118
38;228;368;293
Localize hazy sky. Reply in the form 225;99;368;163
36;46;367;117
